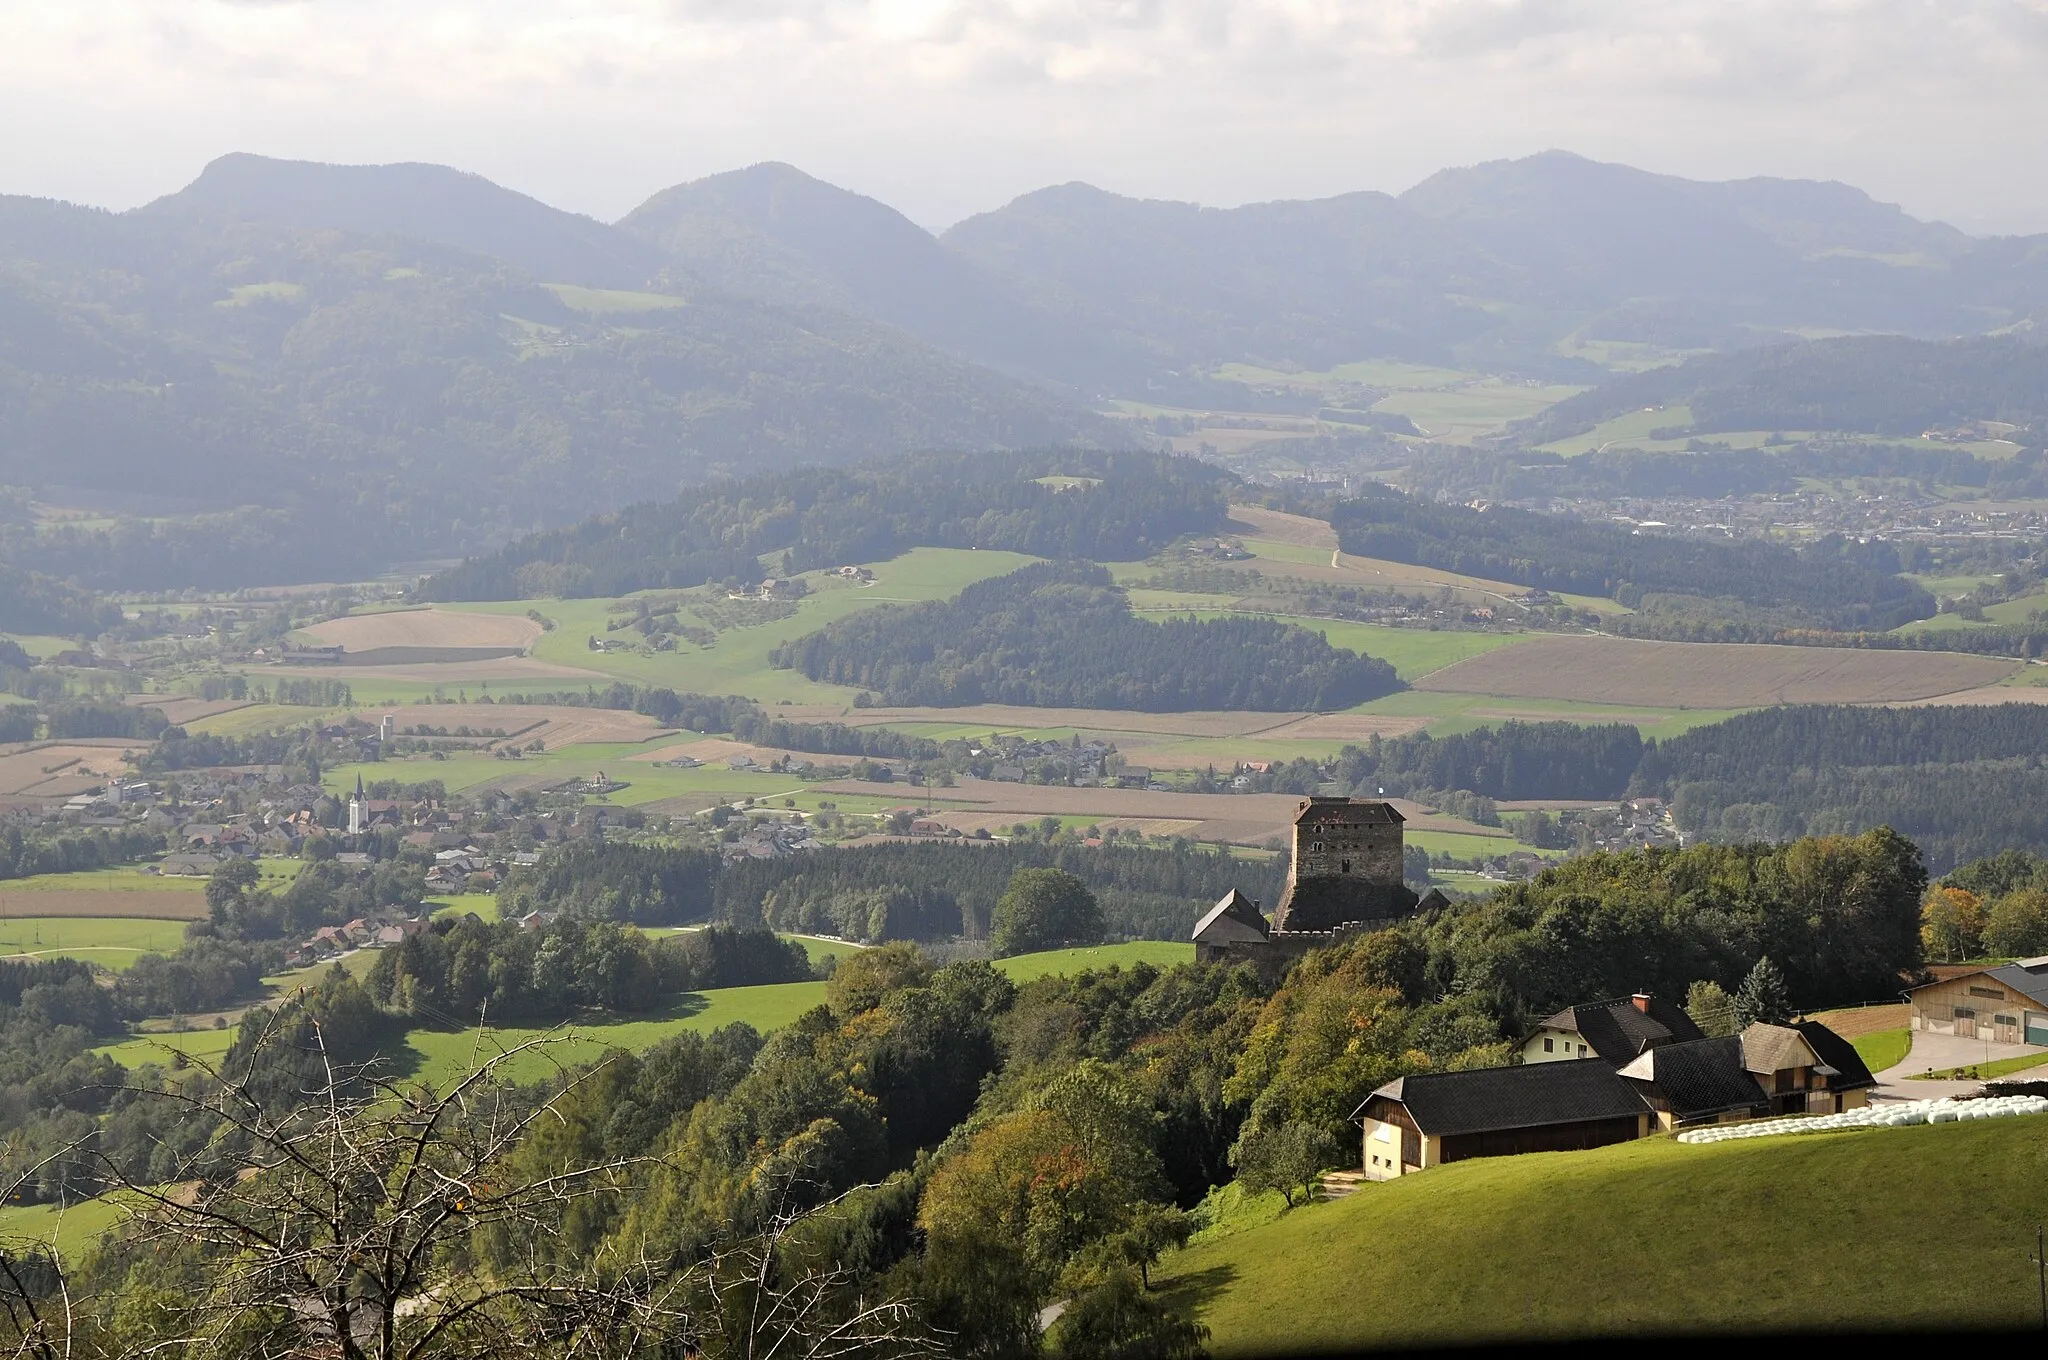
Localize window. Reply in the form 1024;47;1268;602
1579;1044;1588;1057
1954;1007;1977;1020
1341;859;1351;873
1968;986;2006;1000
1544;1037;1554;1053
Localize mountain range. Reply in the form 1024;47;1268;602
2;149;2045;586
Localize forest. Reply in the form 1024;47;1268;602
0;823;1934;1356
769;560;1401;711
504;837;1293;943
1330;485;1933;630
418;451;1229;600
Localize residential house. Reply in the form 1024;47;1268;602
1617;1022;1875;1126
1521;993;1705;1065
1906;959;2048;1046
157;851;224;877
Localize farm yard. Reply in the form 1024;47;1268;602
1414;635;2018;709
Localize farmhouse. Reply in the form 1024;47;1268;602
1906;958;2048;1046
1195;798;1442;967
1355;1017;1873;1178
1521;993;1704;1064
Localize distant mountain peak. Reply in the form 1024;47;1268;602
144;152;664;287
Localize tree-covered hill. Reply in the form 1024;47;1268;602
769;559;1402;711
1329;485;1933;630
416;450;1229;600
1518;334;2048;446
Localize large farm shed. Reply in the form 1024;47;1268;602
1908;959;2048;1046
1355;1062;1652;1180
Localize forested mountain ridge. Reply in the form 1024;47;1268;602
417;450;1228;600
1518;334;2048;445
616;162;1137;390
142;152;666;288
0;190;1119;588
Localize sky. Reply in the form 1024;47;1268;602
4;0;2048;234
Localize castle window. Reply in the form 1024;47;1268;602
1341;859;1351;873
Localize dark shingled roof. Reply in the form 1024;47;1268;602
1792;1020;1877;1090
1534;996;1706;1065
1356;1061;1648;1137
1982;960;2048;1010
1294;797;1404;826
1617;1036;1767;1121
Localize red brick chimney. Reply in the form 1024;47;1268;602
1631;992;1652;1013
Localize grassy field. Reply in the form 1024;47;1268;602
0;1192;136;1262
1158;1115;2048;1350
1405;830;1552;862
0;916;189;970
994;940;1192;982
1851;1027;1911;1073
95;1026;238;1069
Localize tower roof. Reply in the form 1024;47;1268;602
1294;797;1403;826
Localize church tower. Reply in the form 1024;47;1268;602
348;773;367;837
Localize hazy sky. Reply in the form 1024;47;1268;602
5;1;2047;233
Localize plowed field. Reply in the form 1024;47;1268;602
1414;636;2015;708
301;608;542;652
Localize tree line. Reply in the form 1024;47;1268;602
770;560;1402;712
507;837;1292;943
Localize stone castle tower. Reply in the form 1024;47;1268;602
1195;798;1431;965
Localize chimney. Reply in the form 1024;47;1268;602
1631;992;1652;1013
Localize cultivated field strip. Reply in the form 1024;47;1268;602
1414;635;2017;708
300;607;543;652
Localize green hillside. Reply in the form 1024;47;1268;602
1160;1115;2048;1351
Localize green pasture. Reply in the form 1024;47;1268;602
0;1192;137;1263
1852;1027;1911;1073
1154;607;1533;683
474;548;1040;703
1539;405;1695;456
1554;337;1708;373
0;634;76;661
429;893;502;922
396;980;832;1087
1896;594;2046;632
1370;381;1584;435
994;941;1192;982
1351;689;1743;740
542;283;689;314
1406;830;1552;862
1211;359;1478;393
1159;1115;2048;1350
187;703;335;738
0;917;188;970
95;1026;238;1070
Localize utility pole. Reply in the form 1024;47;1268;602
2034;1225;2047;1331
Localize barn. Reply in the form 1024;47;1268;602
1908;959;2048;1046
1354;1062;1651;1181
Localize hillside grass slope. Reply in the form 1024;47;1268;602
1160;1116;2048;1352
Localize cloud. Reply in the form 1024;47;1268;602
0;0;2042;231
